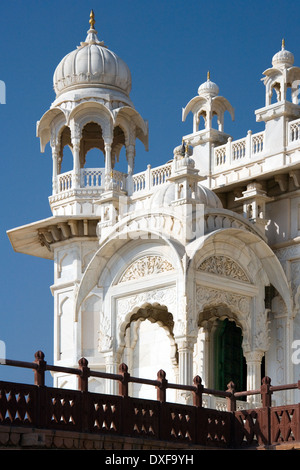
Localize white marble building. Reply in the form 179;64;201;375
8;14;300;406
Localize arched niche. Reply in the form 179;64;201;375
80;293;102;358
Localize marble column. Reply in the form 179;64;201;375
104;352;119;395
177;339;196;404
72;139;81;189
104;140;112;189
244;350;264;405
51;146;59;194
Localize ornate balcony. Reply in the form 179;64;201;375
0;351;299;450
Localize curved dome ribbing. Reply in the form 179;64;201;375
272;40;294;69
53;26;131;97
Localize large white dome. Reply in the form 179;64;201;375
53;16;131;97
150;180;223;210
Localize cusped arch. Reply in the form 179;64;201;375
37;107;67;152
116;297;177;353
122;303;174;338
114;106;148;150
199;305;244;330
196;289;251;351
68;102;114;140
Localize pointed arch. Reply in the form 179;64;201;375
68;102;114;141
186;228;292;316
74;221;184;320
114;106;149;150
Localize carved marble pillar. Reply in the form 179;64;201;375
126;144;135;176
126;144;135;195
104;140;112;189
72;139;81;189
176;338;197;404
51;145;59;194
244;350;264;405
104;352;119;395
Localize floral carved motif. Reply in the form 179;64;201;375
197;255;249;282
119;255;174;283
196;286;250;316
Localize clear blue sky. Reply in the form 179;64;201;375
0;0;299;384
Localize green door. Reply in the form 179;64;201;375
214;319;246;392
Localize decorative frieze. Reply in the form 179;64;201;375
197;255;249;282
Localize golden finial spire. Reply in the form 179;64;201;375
89;10;96;30
207;70;210;80
282;38;285;49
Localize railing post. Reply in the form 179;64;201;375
77;358;90;433
146;164;151;190
261;376;272;407
193;375;204;407
226;381;236;412
118;363;130;397
227;136;232;165
156;369;167;402
78;357;90;392
34;351;46;386
260;376;272;446
246;129;252;159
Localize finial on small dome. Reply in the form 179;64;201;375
89;10;96;30
80;9;105;47
282;38;285;50
207;70;210;81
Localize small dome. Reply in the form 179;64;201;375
198;72;219;97
150;181;223;209
53;12;131;97
272;40;294;68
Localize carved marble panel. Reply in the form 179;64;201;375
197;255;249;282
119;255;174;283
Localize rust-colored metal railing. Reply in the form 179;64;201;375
0;351;299;448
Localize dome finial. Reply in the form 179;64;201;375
282;38;285;50
89;10;96;30
207;70;210;81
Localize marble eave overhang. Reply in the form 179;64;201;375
211;153;300;194
7;215;100;260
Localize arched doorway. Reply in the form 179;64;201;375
122;305;178;401
214;318;246;392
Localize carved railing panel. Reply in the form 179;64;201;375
202;408;232;447
89;393;122;434
271;404;300;444
45;387;82;432
125;397;160;439
163;403;196;443
234;408;269;447
0;382;36;427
